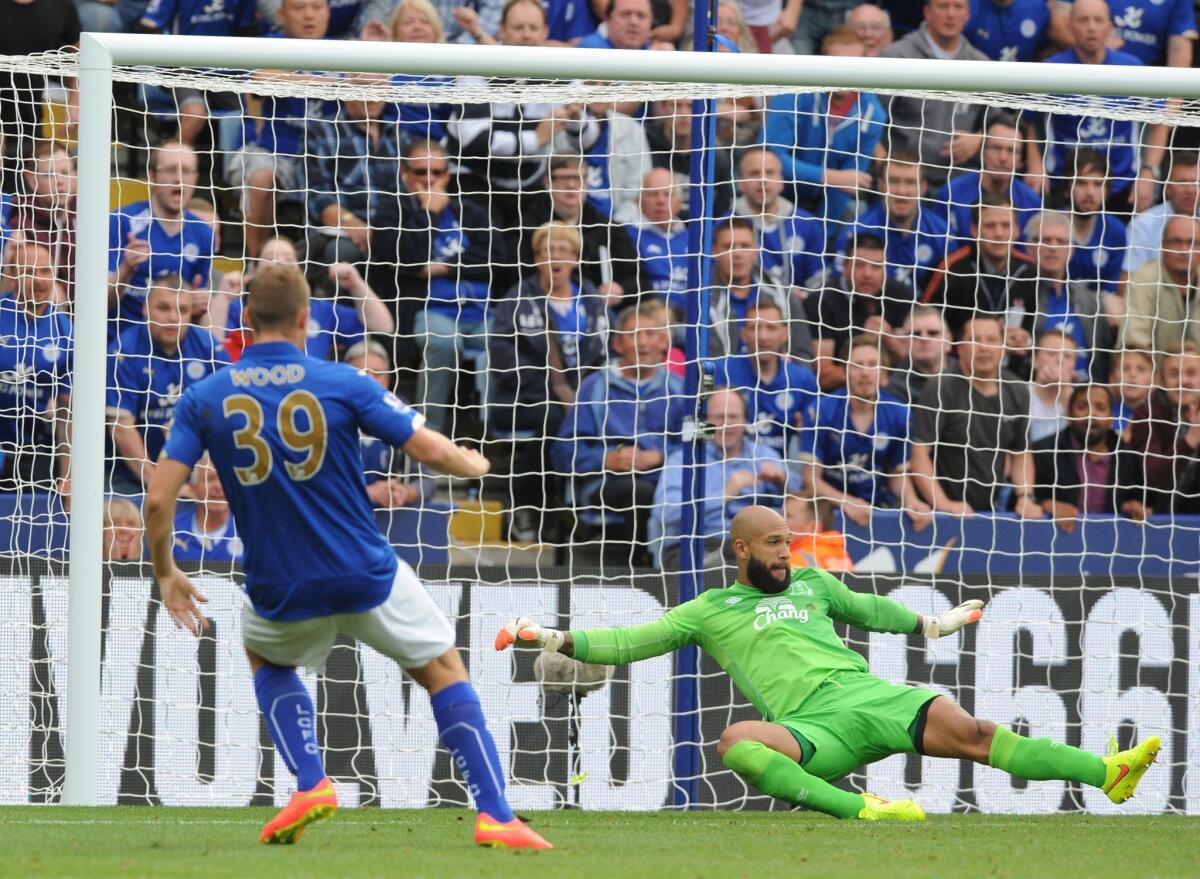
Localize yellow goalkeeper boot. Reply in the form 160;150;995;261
857;793;926;822
1102;735;1161;804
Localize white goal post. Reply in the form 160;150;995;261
62;32;1200;808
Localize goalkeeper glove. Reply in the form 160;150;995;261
922;600;984;638
495;617;566;652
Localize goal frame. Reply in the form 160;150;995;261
68;31;1200;807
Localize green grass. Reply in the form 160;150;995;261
3;807;1197;879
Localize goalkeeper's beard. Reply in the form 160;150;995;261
745;556;789;594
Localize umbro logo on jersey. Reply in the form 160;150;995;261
725;596;743;605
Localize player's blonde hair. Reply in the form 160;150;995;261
246;263;310;333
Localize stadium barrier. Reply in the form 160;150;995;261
3;559;1195;813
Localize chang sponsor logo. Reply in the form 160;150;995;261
753;595;809;630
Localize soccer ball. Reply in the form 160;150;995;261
533;650;613;696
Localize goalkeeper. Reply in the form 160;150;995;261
497;506;1159;821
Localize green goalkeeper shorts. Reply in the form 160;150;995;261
777;671;940;782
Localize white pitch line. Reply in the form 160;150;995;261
0;818;261;827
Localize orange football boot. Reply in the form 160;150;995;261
259;777;338;844
474;813;554;849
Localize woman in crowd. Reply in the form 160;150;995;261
489;221;609;541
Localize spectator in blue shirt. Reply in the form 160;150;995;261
1123;148;1200;278
136;0;258;147
651;387;792;569
552;299;685;550
628;167;690;307
1043;0;1168;212
712;298;819;461
733;147;826;292
344;339;434;508
107;140;215;337
172;455;243;562
0;241;72;494
229;0;332;258
1062;148;1128;296
708;217;814;360
258;0;391;38
965;0;1052;61
1078;0;1197;67
933;111;1043;243
579;0;652;48
107;278;231;492
800;335;930;528
390;139;510;435
835;151;950;290
763;25;886;227
216;236;394;360
305;72;405;265
380;0;453;143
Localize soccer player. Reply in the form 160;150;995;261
498;505;1161;821
145;265;551;849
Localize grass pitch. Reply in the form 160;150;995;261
3;807;1196;879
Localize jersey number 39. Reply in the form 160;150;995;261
223;390;328;485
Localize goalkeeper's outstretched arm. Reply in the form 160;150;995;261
496;610;697;664
816;567;984;638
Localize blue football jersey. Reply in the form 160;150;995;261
836;202;949;290
628;221;690;309
143;0;256;35
1067;212;1127;294
162;340;423;621
735;204;826;291
227;295;364;360
1043;49;1145;194
0;294;73;447
799;391;911;505
1108;0;1197;66
544;0;596;42
107;324;231;462
107;201;215;333
712;355;818;455
967;0;1051;62
172;503;244;562
935;171;1044;243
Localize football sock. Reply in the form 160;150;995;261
722;740;865;819
253;665;326;792
430;681;514;822
987;725;1106;787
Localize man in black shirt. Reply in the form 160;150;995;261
804;232;914;390
0;0;80;173
909;315;1040;517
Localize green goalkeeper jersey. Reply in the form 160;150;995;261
570;567;918;722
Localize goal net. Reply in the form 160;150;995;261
0;41;1198;814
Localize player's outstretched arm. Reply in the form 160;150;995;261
919;599;984;638
818;568;985;638
496;607;698;664
145;457;209;636
402;427;491;479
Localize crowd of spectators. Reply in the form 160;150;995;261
3;0;1200;567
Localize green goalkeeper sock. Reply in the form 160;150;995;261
987;725;1106;787
722;740;865;819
